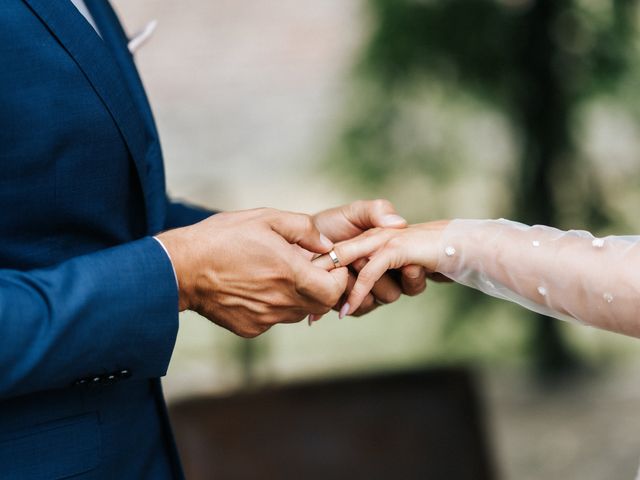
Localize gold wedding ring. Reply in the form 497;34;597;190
329;250;341;269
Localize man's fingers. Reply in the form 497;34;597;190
350;295;378;317
370;274;403;305
270;211;333;254
311;252;339;271
294;261;349;312
333;270;356;311
400;265;427;296
427;272;454;283
346;199;407;230
328;266;349;300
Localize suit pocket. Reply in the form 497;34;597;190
0;412;101;479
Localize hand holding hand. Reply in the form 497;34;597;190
158;208;348;337
313;220;451;316
311;200;428;318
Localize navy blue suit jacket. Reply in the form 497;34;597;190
0;1;212;478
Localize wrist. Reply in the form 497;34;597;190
156;227;194;312
403;220;448;272
434;219;495;275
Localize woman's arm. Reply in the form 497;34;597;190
327;219;640;338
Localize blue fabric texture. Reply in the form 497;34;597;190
0;0;214;477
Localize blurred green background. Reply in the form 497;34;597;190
114;1;640;478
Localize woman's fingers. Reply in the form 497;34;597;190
344;253;394;315
335;268;378;317
311;229;391;271
351;258;402;307
310;229;399;316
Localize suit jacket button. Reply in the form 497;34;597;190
118;369;131;379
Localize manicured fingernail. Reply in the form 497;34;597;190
381;214;407;227
320;233;333;250
339;303;351;319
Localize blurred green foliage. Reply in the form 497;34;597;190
331;0;640;376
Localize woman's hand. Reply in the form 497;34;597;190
312;200;427;317
313;220;450;316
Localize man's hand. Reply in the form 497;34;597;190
311;200;427;318
157;208;348;338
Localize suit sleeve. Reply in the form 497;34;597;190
165;198;216;230
0;237;179;399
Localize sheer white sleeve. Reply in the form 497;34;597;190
435;219;640;337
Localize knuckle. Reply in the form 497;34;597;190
290;312;308;324
316;297;333;310
377;288;401;304
407;279;428;296
326;292;342;309
359;227;387;246
386;237;404;250
256;207;273;216
237;327;260;339
352;258;367;272
357;296;377;315
301;214;315;233
403;264;423;278
373;198;392;210
313;288;338;310
315;305;333;316
237;315;277;337
253;208;274;224
352;307;375;318
253;323;271;337
413;283;428;295
351;199;366;210
263;207;281;221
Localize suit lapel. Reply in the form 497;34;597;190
85;0;169;235
23;0;155;231
84;0;161;142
